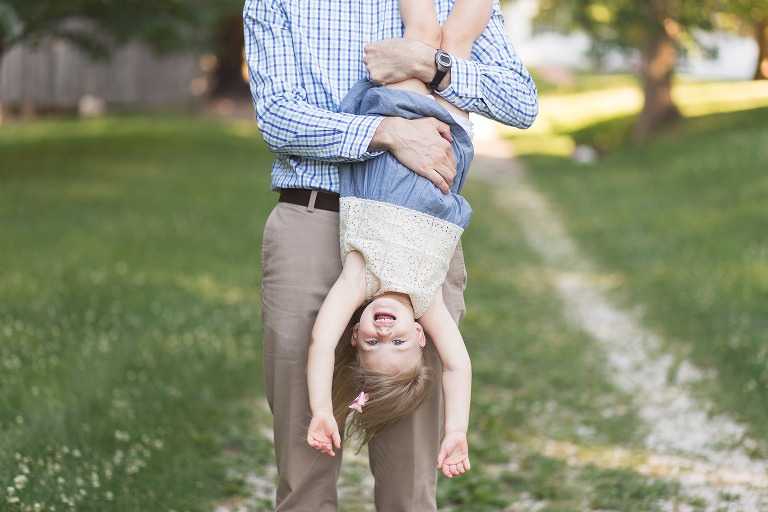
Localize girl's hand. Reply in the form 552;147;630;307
437;432;470;478
307;412;341;456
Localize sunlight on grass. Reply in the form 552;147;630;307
532;86;643;135
531;437;768;489
503;79;768;156
675;80;768;116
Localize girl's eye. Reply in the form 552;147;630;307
393;340;405;346
366;340;378;346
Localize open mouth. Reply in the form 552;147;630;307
374;313;396;326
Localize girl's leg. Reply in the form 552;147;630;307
393;0;442;94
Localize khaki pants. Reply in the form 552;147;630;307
261;201;467;511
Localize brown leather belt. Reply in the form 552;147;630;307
278;189;340;212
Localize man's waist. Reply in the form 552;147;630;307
270;157;339;195
278;188;340;212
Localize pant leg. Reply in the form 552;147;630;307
368;241;467;512
261;202;344;512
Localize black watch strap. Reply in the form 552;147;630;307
427;50;451;90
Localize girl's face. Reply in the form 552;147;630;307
353;294;426;373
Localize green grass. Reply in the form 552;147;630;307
0;115;275;511
523;105;768;450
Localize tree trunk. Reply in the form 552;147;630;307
634;29;681;142
0;40;5;87
754;20;768;80
211;14;249;98
0;42;5;120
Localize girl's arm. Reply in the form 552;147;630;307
307;251;367;456
419;286;472;478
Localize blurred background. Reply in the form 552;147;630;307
2;1;768;511
1;0;766;126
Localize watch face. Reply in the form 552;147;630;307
437;52;452;69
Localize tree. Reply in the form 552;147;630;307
0;0;242;86
721;0;768;80
535;0;723;141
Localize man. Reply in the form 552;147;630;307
243;1;537;510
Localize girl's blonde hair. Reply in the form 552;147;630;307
331;307;435;451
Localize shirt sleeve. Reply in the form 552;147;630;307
436;9;539;129
243;0;384;162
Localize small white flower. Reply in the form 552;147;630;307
6;486;15;496
34;502;42;512
7;496;20;504
13;475;28;489
105;491;114;501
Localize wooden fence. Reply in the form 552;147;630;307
0;39;206;112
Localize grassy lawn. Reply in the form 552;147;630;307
1;116;276;511
2;91;766;511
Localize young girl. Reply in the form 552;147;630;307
306;0;494;479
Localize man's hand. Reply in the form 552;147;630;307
437;431;470;479
307;411;341;457
369;117;457;194
364;38;436;87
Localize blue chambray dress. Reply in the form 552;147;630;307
337;81;474;318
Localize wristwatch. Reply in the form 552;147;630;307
426;49;451;90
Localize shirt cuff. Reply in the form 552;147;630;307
437;57;481;110
339;114;386;160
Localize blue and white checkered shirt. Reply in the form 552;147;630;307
243;0;538;193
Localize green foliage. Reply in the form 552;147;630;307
0;0;242;59
535;0;723;62
724;0;768;26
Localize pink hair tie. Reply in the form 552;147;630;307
348;391;369;412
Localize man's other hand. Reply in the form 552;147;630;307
369;117;457;194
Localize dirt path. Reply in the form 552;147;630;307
471;134;768;511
